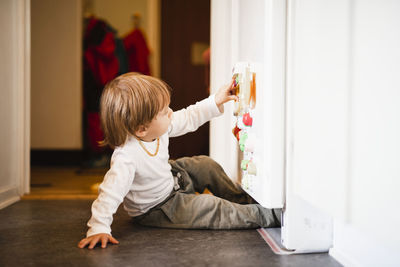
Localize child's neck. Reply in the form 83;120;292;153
139;137;157;142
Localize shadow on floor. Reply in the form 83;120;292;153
0;200;342;267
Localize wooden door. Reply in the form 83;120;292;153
161;0;210;159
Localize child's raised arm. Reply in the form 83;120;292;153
214;79;238;113
168;80;238;138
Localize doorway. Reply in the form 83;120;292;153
161;0;211;159
28;0;211;198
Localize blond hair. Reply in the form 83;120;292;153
100;73;171;148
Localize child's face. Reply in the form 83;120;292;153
140;105;173;141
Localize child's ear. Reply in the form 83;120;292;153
135;125;148;138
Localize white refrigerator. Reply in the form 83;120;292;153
210;0;332;254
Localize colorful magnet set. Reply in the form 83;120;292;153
231;63;257;192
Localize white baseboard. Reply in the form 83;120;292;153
329;247;359;267
0;186;20;210
330;220;400;267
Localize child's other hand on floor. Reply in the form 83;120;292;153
78;233;119;249
215;79;239;112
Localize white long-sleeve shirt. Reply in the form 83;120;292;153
86;95;222;237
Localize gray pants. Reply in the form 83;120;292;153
133;156;281;229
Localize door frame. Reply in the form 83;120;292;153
17;0;31;197
0;0;30;209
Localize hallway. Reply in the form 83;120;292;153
25;167;105;200
0;199;341;266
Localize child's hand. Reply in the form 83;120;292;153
78;233;119;249
215;79;239;113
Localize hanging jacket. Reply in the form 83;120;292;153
84;18;119;86
123;28;150;75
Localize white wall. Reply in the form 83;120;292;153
211;0;400;265
31;0;82;149
334;0;400;265
0;0;30;208
92;0;148;37
286;0;400;265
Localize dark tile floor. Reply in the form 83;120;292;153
0;200;342;267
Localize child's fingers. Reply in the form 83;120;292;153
228;81;237;96
109;236;119;244
78;238;90;248
101;236;108;248
228;95;239;102
88;237;100;249
227;80;235;91
226;79;235;89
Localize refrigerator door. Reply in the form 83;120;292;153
210;0;286;209
231;0;287;209
232;61;285;209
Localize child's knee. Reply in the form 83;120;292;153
176;155;210;167
175;155;223;174
193;155;220;169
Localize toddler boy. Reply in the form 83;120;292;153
78;73;280;249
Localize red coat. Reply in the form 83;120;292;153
123;29;150;75
84;31;119;86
